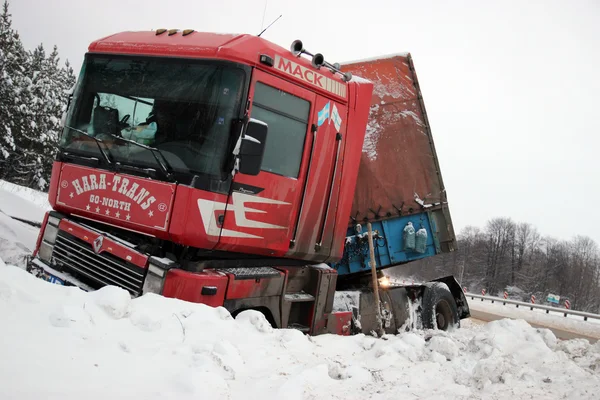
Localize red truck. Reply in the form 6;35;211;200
27;30;469;335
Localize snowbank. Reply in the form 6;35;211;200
0;180;49;268
1;264;599;400
470;299;600;340
0;179;51;219
0;209;39;267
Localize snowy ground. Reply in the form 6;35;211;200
1;182;600;399
473;297;600;326
0;180;49;267
469;298;600;341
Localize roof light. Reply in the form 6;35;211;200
168;29;179;36
182;29;195;36
155;28;167;35
259;54;274;67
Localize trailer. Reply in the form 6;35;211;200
27;30;469;336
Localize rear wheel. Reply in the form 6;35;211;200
421;282;460;330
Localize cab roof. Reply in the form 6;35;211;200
89;31;253;63
88;31;354;101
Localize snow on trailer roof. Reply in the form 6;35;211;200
343;52;412;83
341;52;410;66
342;52;455;255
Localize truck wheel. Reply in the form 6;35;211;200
421;282;460;330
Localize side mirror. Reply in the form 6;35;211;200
238;118;267;175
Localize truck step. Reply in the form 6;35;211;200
287;323;310;333
284;292;315;302
217;267;281;279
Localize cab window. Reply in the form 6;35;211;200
252;82;310;178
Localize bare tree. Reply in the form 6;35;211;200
484;218;516;293
385;216;600;313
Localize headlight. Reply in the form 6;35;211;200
38;242;54;263
42;224;59;245
378;276;391;288
42;215;60;245
37;214;62;262
142;264;166;295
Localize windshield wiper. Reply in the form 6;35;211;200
64;126;113;165
109;134;175;181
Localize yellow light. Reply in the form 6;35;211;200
155;29;167;35
182;29;195;36
168;29;179;36
379;276;391;288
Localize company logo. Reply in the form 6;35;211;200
92;236;104;254
197;192;290;239
275;55;347;97
70;174;156;211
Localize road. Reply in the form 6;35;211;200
469;309;599;343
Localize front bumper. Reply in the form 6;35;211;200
27;256;95;292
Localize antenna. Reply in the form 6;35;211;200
258;14;282;37
260;0;268;31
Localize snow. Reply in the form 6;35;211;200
1;265;600;399
349;75;372;84
0;181;48;267
413;192;435;208
469;299;600;340
399;110;424;127
0;211;38;266
0;179;51;216
363;104;381;161
2;182;600;399
341;52;410;66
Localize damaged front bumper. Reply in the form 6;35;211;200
26;256;94;292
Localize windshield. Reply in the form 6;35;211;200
61;56;246;178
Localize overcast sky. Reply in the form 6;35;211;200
11;0;600;244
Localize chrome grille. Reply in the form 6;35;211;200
52;231;146;296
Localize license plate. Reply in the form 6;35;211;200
29;264;65;286
44;273;65;285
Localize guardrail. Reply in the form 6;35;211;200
466;293;600;322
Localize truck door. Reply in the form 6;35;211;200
216;70;316;257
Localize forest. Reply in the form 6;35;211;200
393;217;600;313
0;1;75;190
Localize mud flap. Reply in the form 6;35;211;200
432;275;470;319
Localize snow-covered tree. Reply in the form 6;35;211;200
0;1;75;190
0;0;26;166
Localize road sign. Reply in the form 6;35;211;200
565;300;571;309
546;293;560;304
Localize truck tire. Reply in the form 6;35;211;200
421;282;460;330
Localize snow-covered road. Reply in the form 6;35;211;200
469;300;600;343
1;180;600;399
